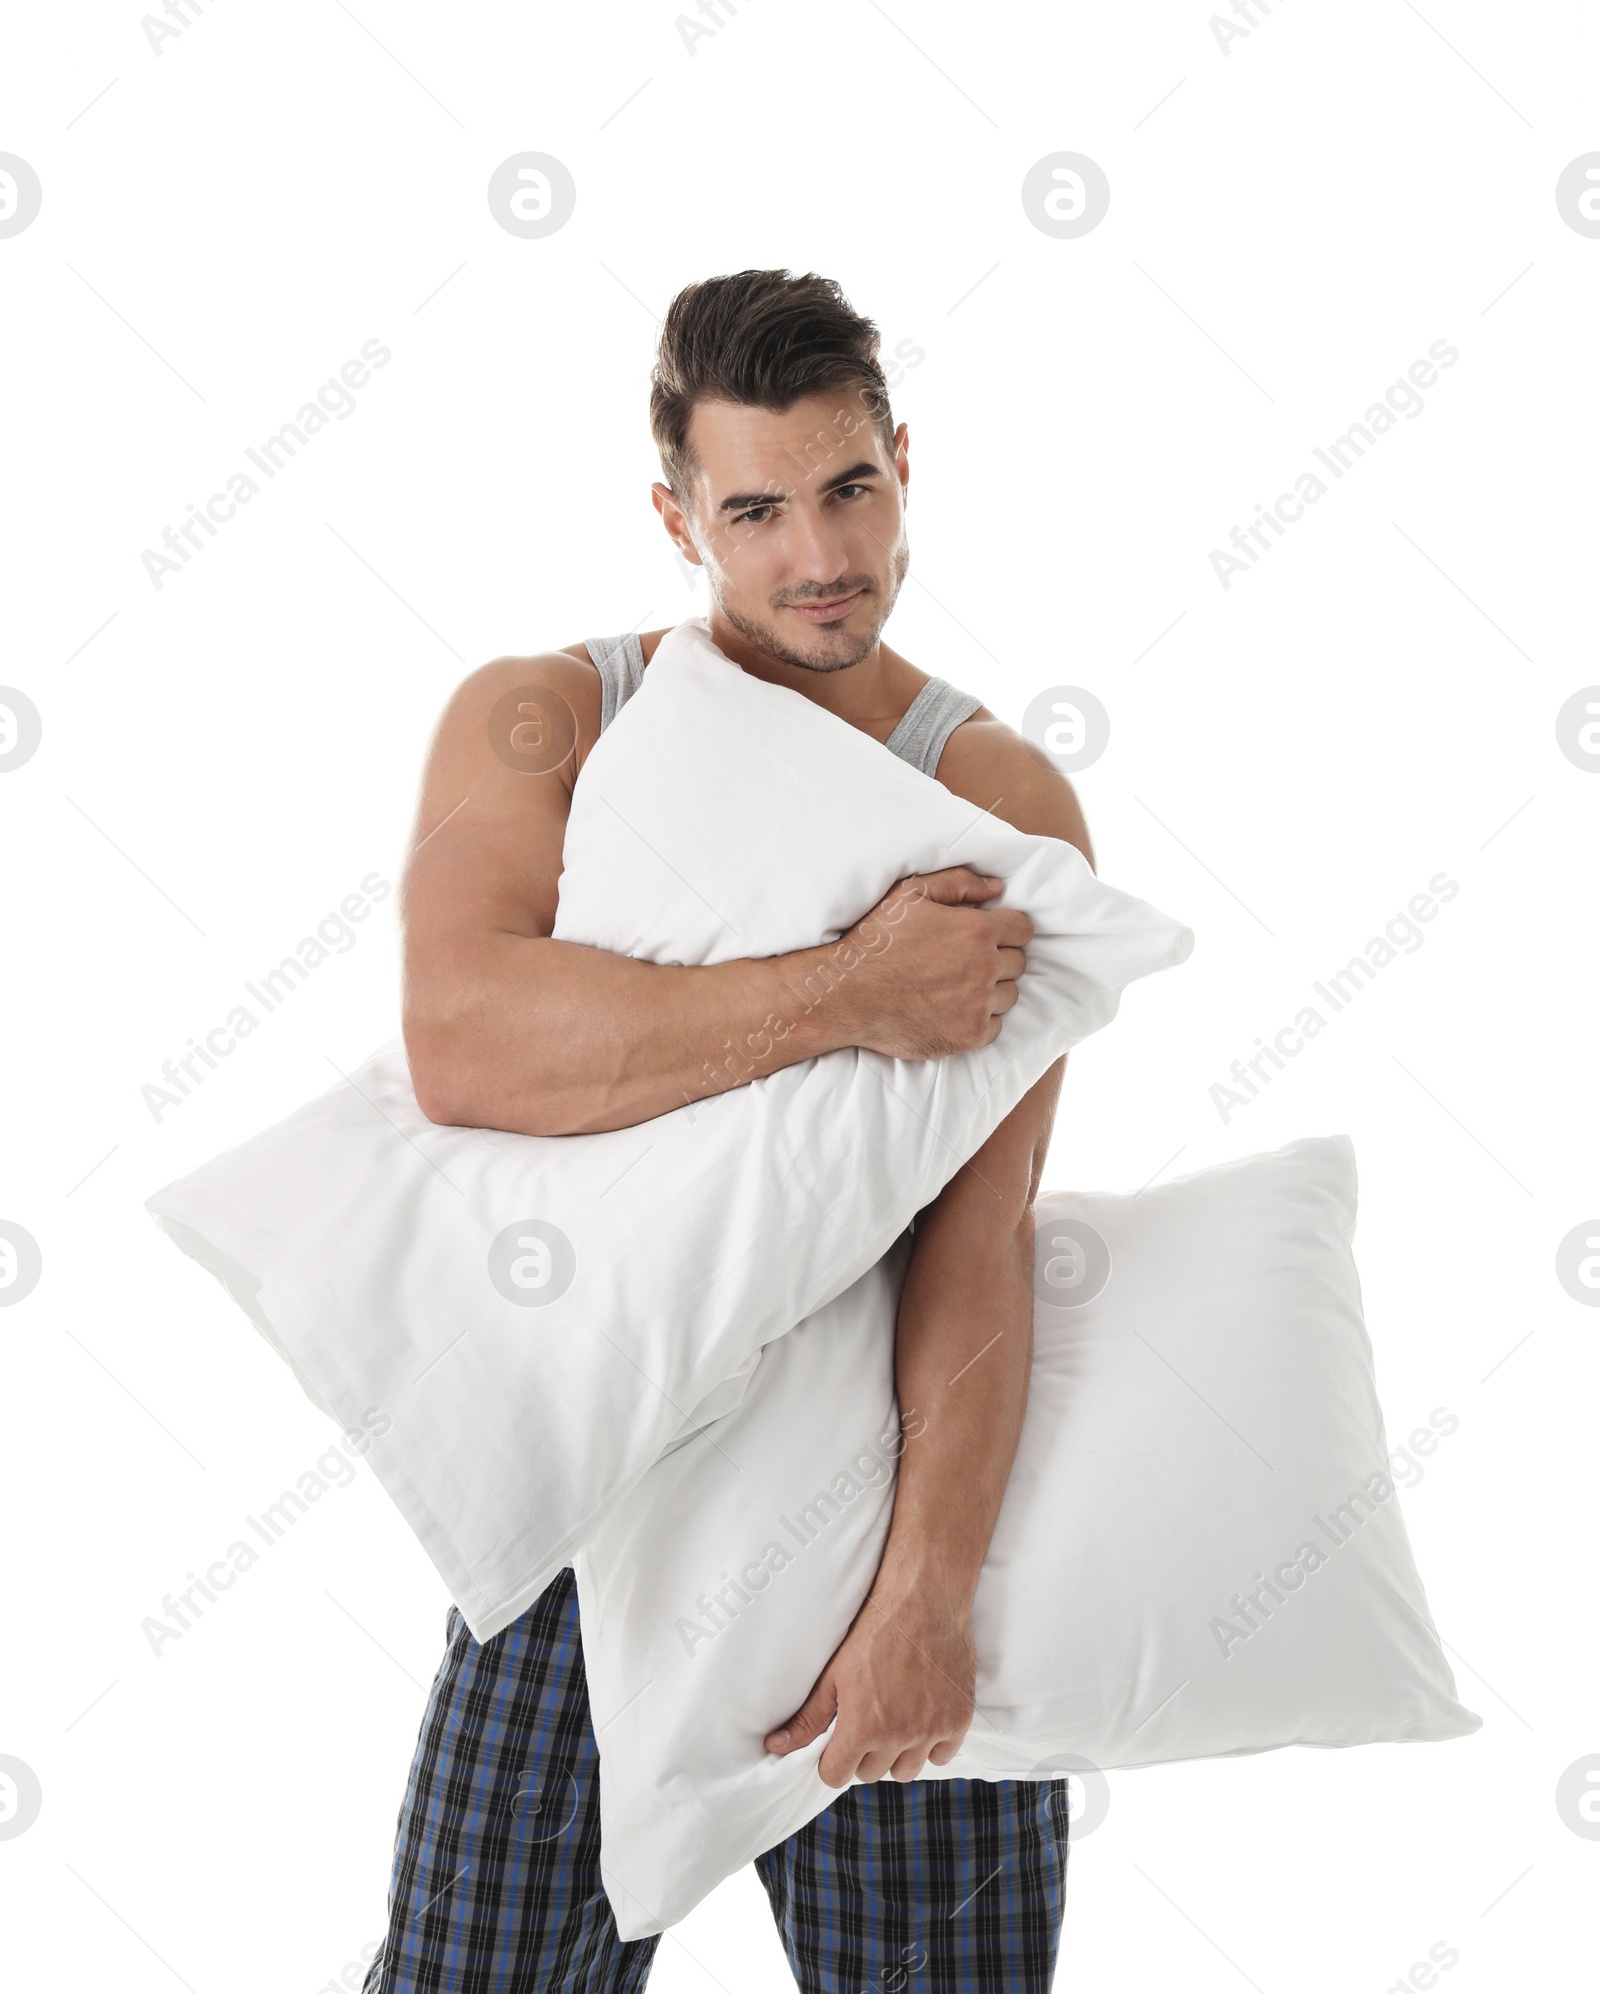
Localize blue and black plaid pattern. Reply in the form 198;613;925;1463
363;1568;1070;1992
754;1772;1071;1993
360;1568;658;1992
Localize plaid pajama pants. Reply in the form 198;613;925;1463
361;1568;1071;1993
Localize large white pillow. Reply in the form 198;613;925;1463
146;616;1192;1640
575;1134;1482;1941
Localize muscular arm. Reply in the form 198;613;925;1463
765;721;1093;1785
402;650;1034;1135
402;651;843;1134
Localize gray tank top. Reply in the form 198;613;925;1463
583;630;982;777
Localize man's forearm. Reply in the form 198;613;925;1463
405;862;1028;1138
867;1059;1063;1625
405;930;872;1136
870;1201;1035;1624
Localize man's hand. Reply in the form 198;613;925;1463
763;1584;977;1787
828;866;1036;1061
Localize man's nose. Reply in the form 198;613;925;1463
782;501;856;583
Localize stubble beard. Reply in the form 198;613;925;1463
712;535;911;676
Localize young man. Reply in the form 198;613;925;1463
365;270;1094;1993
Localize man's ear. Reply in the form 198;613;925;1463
893;422;910;499
651;481;702;566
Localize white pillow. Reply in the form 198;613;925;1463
146;616;1192;1640
575;1134;1482;1942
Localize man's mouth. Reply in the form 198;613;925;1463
785;589;863;623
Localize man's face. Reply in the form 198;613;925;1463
654;390;910;674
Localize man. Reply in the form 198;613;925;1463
365;269;1094;1993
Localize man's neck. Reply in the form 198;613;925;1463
703;608;927;742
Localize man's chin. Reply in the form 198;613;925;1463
723;601;881;674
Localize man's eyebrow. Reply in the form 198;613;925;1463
715;462;883;514
817;461;882;497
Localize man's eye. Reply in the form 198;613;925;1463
833;484;868;501
736;505;774;526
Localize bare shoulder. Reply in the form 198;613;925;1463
934;706;1095;869
427;645;599;778
403;629;680;953
423;627;676;793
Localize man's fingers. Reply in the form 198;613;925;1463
819;1740;893;1788
816;1743;858;1789
764;1676;838;1757
988;908;1035;947
819;1732;961;1788
914;866;1005;906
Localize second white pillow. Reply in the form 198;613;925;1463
576;1135;1482;1940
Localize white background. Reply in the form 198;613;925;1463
2;0;1597;1987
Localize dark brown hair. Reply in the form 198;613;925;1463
649;269;895;500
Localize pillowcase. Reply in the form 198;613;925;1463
574;1134;1482;1941
147;616;1193;1640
